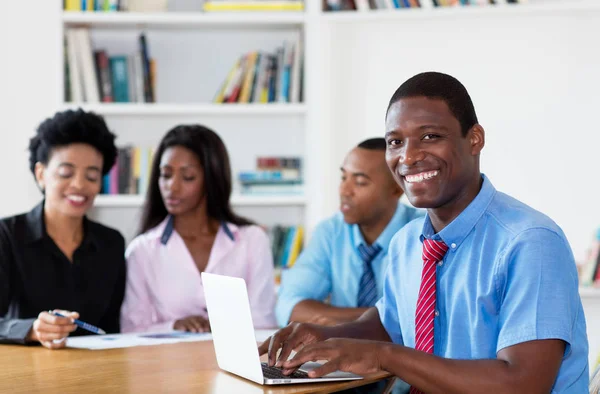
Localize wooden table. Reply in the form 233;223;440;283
0;341;391;393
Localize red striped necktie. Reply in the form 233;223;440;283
409;238;449;394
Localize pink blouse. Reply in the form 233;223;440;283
120;217;277;332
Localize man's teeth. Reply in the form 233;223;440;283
67;195;86;202
405;170;439;183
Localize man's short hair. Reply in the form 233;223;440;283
386;71;478;136
357;137;386;151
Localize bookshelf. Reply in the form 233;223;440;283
57;0;323;243
321;0;600;21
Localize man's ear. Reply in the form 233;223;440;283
468;124;485;156
34;162;46;193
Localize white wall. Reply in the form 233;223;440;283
0;1;61;217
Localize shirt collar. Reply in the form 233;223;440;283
159;215;237;245
352;202;410;251
421;174;496;251
23;200;98;251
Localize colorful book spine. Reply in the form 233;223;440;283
109;56;129;103
286;226;304;267
101;146;154;196
139;34;155;103
65;0;81;11
203;1;304;11
213;38;301;104
279;227;296;267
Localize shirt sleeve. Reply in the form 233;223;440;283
98;233;126;334
120;238;175;333
0;223;35;345
375;232;404;345
496;228;580;354
245;227;277;329
274;220;333;327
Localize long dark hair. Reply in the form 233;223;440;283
138;124;254;235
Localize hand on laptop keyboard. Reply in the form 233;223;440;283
261;362;309;379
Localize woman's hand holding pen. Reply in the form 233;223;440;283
26;310;78;349
174;316;211;333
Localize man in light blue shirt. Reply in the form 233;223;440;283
374;173;588;392
261;72;589;393
276;138;423;327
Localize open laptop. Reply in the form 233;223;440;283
201;272;363;385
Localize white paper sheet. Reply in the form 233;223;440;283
67;329;278;350
66;331;212;350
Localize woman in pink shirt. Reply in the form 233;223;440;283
120;125;276;333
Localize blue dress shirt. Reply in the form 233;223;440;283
275;202;424;327
376;175;589;393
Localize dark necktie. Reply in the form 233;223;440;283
356;243;383;308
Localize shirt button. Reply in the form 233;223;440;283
450;243;457;249
438;261;443;266
435;310;440;317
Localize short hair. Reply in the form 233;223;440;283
386;72;478;136
138;124;253;235
28;109;117;177
357;137;386;151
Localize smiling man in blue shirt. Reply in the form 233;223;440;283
261;72;589;393
275;138;423;327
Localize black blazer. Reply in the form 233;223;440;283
0;201;126;344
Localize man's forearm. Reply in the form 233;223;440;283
377;342;560;394
289;300;368;325
326;308;392;342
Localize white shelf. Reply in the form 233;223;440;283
94;194;306;207
94;195;142;207
233;194;307;206
321;1;600;22
61;103;307;116
579;287;600;299
62;11;305;29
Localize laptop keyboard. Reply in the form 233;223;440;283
261;363;310;379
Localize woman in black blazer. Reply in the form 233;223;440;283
0;109;126;349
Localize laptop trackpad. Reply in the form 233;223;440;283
299;362;362;378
